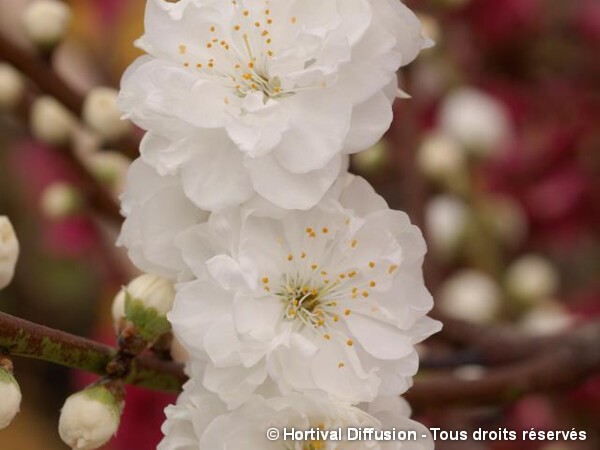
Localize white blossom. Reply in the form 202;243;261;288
0;216;20;290
425;195;468;258
58;385;123;450
170;175;440;405
118;0;431;210
118;158;209;279
159;378;434;450
417;132;466;184
0;368;21;430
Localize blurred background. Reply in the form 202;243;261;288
0;0;599;449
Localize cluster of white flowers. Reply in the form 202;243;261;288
118;0;440;448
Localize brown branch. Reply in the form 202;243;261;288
0;311;185;392
0;30;139;159
3;310;600;412
407;321;600;411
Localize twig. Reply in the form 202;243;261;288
3;311;600;412
407;321;600;411
0;311;185;392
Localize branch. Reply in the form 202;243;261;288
407;321;600;411
0;30;139;159
0;311;185;392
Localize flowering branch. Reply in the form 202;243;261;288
2;309;599;413
0;311;185;392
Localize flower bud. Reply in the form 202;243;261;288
59;385;123;450
352;140;389;175
506;254;559;304
520;302;572;336
439;87;512;157
22;0;71;50
111;288;126;331
439;270;502;324
30;96;76;147
425;196;469;258
40;182;83;219
0;367;22;429
82;88;131;143
123;274;176;341
0;64;25;110
417;132;466;184
85;151;130;193
0;216;19;290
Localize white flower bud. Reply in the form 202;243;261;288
111;288;126;330
126;274;175;317
425;195;469;258
352;140;389;174
439;270;502;324
82;88;131;143
417;132;466;183
0;64;25;110
40;182;83;219
170;337;190;364
0;216;19;290
483;195;528;246
0;368;22;429
520;302;572;336
22;0;71;49
123;274;175;341
30;96;75;147
85;151;130;192
439;87;512;156
506;255;559;304
59;385;123;450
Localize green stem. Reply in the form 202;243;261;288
0;311;186;392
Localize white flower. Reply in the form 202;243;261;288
159;378;433;450
170;175;440;405
118;158;209;279
0;216;19;290
519;302;572;337
0;368;21;430
58;385;123;450
417;132;466;184
439;270;501;324
119;0;431;210
439;87;512;156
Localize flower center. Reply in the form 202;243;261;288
176;4;302;100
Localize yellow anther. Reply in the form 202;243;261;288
300;252;307;259
290;16;297;24
344;309;351;316
362;291;369;298
243;10;249;16
338;362;345;368
262;277;269;284
323;334;331;340
311;264;318;270
389;264;398;274
322;227;329;234
351;239;358;248
346;339;354;347
369;261;375;268
178;44;187;54
370;281;376;288
287;254;294;261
